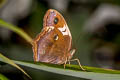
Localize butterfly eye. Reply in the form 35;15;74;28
54;17;59;24
53;34;59;40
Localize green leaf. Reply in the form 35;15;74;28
0;73;9;80
12;60;120;80
0;53;31;79
0;19;33;44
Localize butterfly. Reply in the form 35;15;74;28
32;9;84;70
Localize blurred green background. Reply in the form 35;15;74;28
0;0;120;80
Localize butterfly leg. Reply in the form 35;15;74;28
64;58;68;69
68;61;70;66
68;58;85;70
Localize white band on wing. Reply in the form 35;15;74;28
45;26;55;32
58;24;71;37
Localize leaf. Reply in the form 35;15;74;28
0;19;33;44
12;60;120;80
0;53;31;79
0;73;9;80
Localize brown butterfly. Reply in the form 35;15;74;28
32;9;84;70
